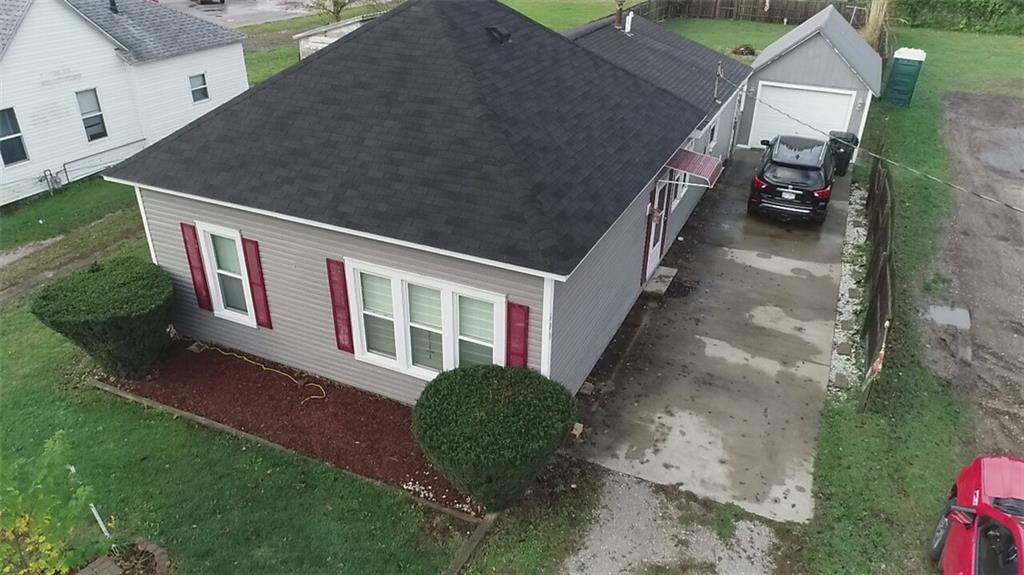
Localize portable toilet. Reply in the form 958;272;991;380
885;48;926;107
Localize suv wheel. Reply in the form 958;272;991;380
927;499;953;563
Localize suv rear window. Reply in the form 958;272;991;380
763;162;826;189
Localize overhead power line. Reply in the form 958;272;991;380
711;69;1024;216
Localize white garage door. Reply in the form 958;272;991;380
749;82;855;147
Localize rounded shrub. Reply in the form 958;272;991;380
31;257;174;377
412;365;576;510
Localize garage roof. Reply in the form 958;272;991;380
753;5;882;95
107;0;706;277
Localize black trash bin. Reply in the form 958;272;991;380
829;131;859;177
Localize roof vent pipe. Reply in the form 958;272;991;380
109;0;118;13
614;0;625;29
624;10;634;33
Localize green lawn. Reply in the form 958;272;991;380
245;45;302;86
464;457;602;574
502;0;620;31
0;292;465;573
0;178;134;252
667;19;1024;574
663;18;792;60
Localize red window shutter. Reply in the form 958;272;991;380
180;223;212;311
242;238;272;329
506;302;529;368
326;259;354;353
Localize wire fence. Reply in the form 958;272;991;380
628;0;870;25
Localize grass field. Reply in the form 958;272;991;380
502;0;618;31
675;18;1024;573
662;18;791;60
0;290;465;573
0;178;134;252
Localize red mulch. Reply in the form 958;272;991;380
106;341;478;515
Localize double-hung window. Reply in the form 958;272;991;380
189;74;210;103
76;89;107;141
0;108;28;165
348;261;505;379
196;222;256;326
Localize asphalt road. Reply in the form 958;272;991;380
159;0;309;28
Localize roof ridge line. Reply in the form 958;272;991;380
108;0;416;173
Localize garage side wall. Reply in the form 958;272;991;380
139;189;545;404
737;34;871;146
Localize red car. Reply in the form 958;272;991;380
930;456;1024;574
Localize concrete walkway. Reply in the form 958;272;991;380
574;150;847;523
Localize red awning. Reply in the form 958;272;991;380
666;149;724;188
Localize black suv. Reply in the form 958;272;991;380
748;135;835;224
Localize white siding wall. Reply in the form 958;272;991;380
139;189;546;405
131;43;248;143
0;0;247;205
0;0;145;204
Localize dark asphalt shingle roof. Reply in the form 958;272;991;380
567;15;750;119
66;0;242;63
108;0;706;276
0;0;33;59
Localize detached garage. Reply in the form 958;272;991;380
737;5;881;160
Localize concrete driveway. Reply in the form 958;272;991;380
574;150;847;523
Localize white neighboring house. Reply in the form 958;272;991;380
0;0;249;206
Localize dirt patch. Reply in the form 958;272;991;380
106;341;478;514
930;92;1024;456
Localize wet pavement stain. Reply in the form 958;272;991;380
573;150;846;523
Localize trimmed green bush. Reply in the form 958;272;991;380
31;257;174;376
412;365;576;509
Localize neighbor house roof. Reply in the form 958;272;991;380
566;15;751;121
0;0;32;59
107;0;706;277
1;0;242;63
752;5;882;95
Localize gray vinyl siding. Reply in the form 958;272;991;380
737;33;871;146
548;146;708;392
549;187;650;392
697;86;743;160
140;188;545;405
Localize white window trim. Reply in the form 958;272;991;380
670;141;696;211
0;108;29;166
195;221;257;328
76;89;107;142
344;259;507;380
707;119;718;151
189;73;210;104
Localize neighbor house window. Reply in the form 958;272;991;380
0;108;28;165
76;89;107;141
347;261;506;378
189;74;210;102
196;222;255;326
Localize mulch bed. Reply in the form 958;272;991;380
104;341;478;515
